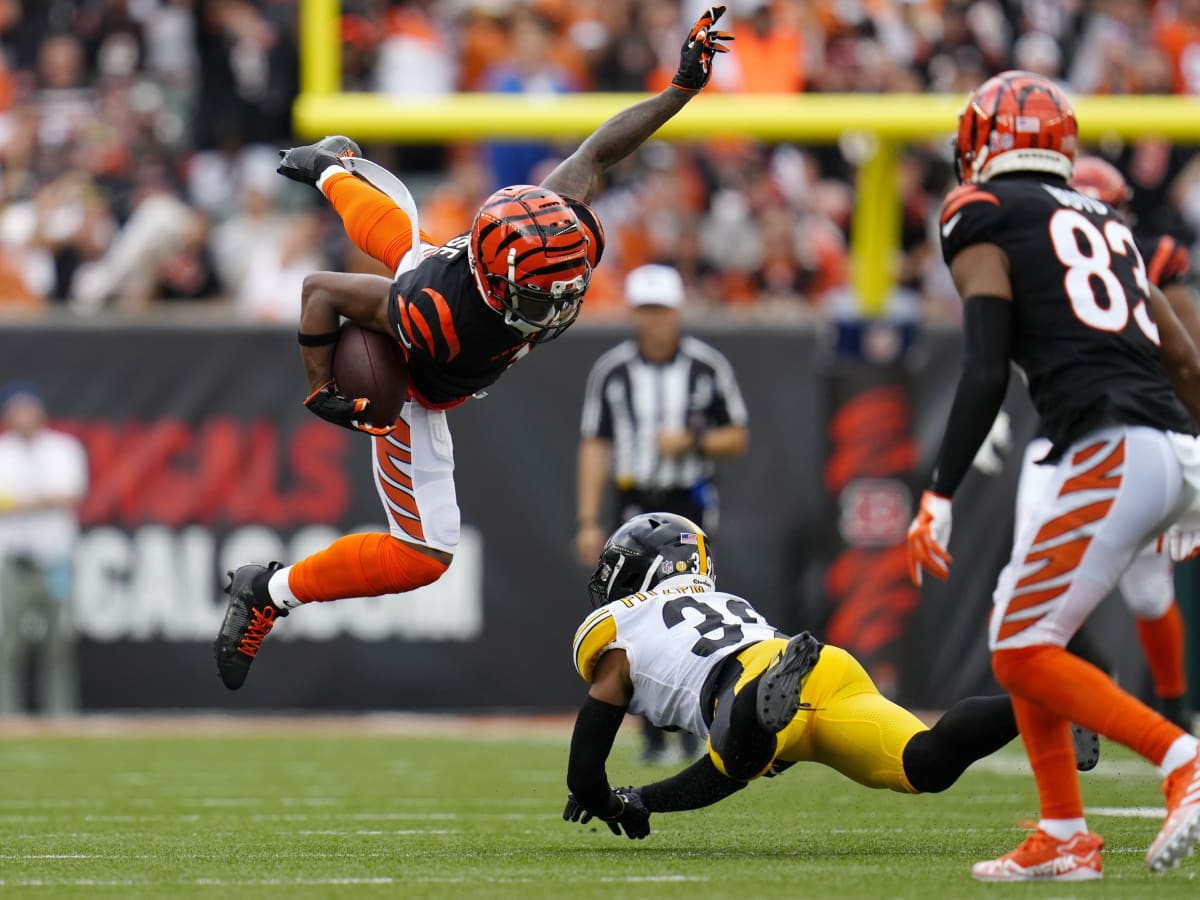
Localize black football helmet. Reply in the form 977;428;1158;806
587;512;715;608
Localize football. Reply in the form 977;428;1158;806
331;323;410;429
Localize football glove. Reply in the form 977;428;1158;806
563;787;650;840
303;380;394;436
277;135;362;188
1159;525;1200;562
906;490;953;586
671;5;733;92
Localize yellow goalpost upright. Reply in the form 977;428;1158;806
296;0;1200;316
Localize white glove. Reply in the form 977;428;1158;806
906;491;953;586
1159;525;1200;562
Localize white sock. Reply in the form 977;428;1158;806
1159;735;1200;777
267;566;302;610
1039;818;1087;841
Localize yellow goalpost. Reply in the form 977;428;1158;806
297;0;1200;315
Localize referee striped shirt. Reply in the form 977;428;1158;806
579;336;748;491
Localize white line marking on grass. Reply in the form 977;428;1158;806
0;880;136;887
599;875;709;883
291;829;458;836
0;854;123;860
970;756;1157;778
1086;805;1166;819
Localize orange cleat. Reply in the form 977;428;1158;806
973;829;1103;882
1146;747;1200;872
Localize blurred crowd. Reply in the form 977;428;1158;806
1;0;1200;323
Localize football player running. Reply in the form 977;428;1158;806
213;8;734;691
562;513;1092;841
1008;156;1199;733
907;71;1200;881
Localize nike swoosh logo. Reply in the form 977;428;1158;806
941;212;963;239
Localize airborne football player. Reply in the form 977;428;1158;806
213;8;734;692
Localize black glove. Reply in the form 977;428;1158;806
671;5;733;93
563;787;650;840
277;135;362;187
303;380;394;436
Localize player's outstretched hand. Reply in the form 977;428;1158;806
563;788;650;839
1160;524;1200;562
303;380;394;436
906;490;953;586
671;5;733;92
277;136;362;187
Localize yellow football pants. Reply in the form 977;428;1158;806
709;640;926;793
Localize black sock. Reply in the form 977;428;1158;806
251;569;274;603
903;695;1017;793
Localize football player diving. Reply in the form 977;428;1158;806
561;512;1095;841
213;8;734;691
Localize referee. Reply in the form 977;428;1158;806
574;263;750;762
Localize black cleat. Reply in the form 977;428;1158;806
756;632;823;733
276;135;362;187
213;562;287;690
1072;723;1101;772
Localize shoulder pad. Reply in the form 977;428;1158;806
572;608;617;683
939;184;1004;265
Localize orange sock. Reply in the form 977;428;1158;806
1009;694;1083;819
323;171;436;272
994;645;1182;766
287;532;449;603
1137;604;1186;700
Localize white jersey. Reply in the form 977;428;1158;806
572;575;779;738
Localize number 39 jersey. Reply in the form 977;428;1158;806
572;576;779;738
940;175;1196;459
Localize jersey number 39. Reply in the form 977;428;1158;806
662;596;763;657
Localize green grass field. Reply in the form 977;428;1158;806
0;717;1196;899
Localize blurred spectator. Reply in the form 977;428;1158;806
481;4;580;187
374;0;455;96
1155;0;1200;94
728;1;806;93
69;167;216;312
234;209;324;320
0;382;87;717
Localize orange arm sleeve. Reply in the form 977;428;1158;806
322;170;437;271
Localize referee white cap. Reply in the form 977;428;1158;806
625;264;685;309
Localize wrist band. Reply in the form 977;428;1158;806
298;330;341;347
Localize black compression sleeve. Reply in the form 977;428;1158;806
931;294;1013;497
637;755;748;812
565;696;628;817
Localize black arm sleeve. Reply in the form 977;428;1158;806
565;696;628;817
636;755;748;813
931;294;1013;497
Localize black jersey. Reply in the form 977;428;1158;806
386;198;604;408
940;175;1197;458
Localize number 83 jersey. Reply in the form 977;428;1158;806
572;576;780;738
940;175;1197;459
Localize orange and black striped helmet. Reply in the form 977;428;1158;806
1070;155;1132;209
954;70;1077;185
468;185;592;342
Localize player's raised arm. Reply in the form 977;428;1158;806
539;5;732;204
